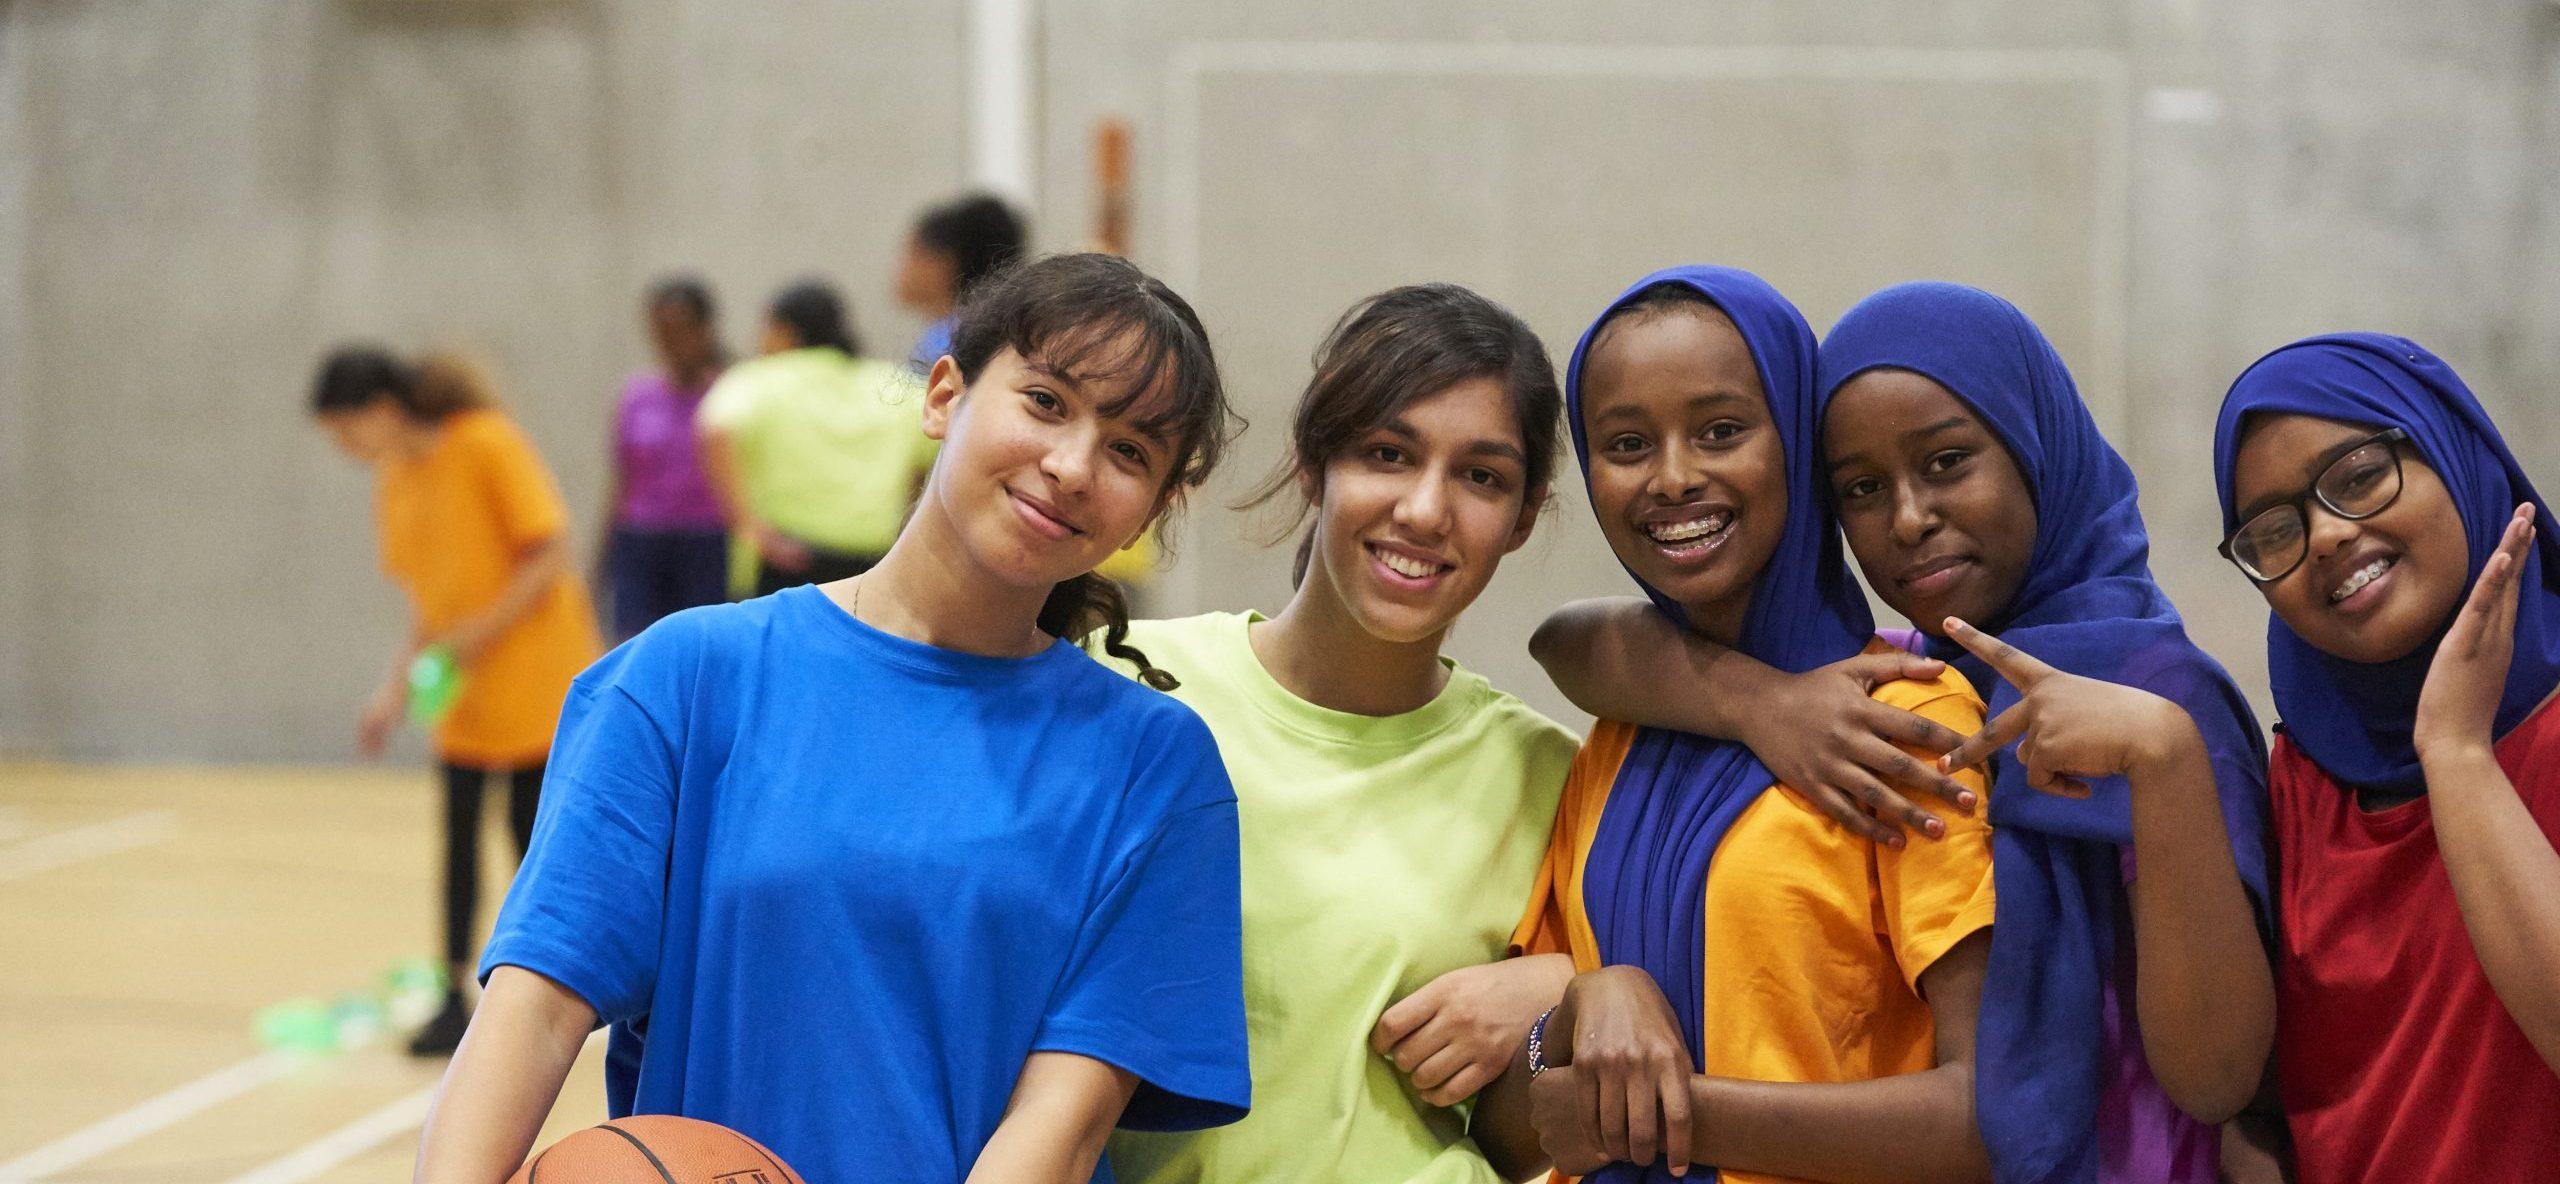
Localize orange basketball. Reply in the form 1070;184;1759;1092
507;1115;806;1184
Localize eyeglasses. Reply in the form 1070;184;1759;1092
2219;428;2410;583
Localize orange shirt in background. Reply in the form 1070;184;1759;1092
376;409;600;767
1511;647;1996;1184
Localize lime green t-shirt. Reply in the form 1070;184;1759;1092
1097;612;1576;1184
697;347;936;559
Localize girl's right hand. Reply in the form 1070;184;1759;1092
1545;965;1696;1175
1937;618;2199;794
1749;652;1976;846
358;680;404;760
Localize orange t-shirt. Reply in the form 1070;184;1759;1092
1511;646;1996;1183
376;409;600;767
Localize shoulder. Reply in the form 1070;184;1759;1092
1867;641;1986;722
1087;612;1243;690
1452;666;1582;765
444;408;526;450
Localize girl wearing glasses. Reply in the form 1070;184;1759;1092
2214;333;2560;1184
1531;283;2275;1182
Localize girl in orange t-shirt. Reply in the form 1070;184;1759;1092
309;347;601;1055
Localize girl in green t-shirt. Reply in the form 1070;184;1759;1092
1102;284;1583;1184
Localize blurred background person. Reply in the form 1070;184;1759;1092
896;192;1029;373
306;346;601;1056
698;279;938;596
597;276;732;642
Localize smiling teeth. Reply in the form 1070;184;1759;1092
1380;550;1441;579
2331;557;2394;603
1649;514;1730;544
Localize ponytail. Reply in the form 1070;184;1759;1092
411;351;498;418
1038;570;1176;690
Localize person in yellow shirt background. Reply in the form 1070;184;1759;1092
698;279;939;597
307;346;602;1056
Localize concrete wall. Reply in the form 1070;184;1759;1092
7;0;2560;758
2;0;967;760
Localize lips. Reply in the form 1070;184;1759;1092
1897;554;1976;596
1639;507;1735;560
1008;488;1083;540
1367;541;1454;591
2328;553;2398;606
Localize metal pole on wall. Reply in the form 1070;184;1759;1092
966;0;1037;210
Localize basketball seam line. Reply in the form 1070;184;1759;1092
598;1122;681;1184
745;1135;794;1184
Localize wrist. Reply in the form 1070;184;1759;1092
2417;734;2499;772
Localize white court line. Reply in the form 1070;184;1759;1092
0;811;178;883
0;1050;299;1183
218;1085;438;1184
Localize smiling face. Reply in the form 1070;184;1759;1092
1579;304;1787;645
1302;375;1544;646
1822;368;2036;635
2228;411;2469;663
918;336;1177;593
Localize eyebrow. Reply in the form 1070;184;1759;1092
1377;418;1530;466
2233;432;2380;523
1590;388;1752;423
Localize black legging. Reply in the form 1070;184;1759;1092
440;762;543;971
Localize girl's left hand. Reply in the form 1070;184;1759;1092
1936;618;2199;795
1372;954;1573;1106
2416;503;2537;761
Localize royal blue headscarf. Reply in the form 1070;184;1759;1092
1821;282;2271;1184
1564;267;1871;1183
2212;333;2560;792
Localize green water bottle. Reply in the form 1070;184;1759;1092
407;644;463;727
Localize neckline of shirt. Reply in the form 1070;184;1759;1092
793;584;1075;684
1207;610;1484;749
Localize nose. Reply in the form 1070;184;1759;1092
1393;468;1455;541
2303;500;2359;567
1886;476;1941;547
1645;438;1711;504
1040;424;1098;495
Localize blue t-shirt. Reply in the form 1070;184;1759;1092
481;585;1251;1182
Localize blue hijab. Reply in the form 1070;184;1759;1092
2212;333;2560;792
1821;282;2271;1184
1564;267;1870;1183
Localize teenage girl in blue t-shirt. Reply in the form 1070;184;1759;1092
413;254;1251;1184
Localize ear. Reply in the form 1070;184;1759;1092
920;355;966;441
1503;483;1549;555
1295;461;1324;510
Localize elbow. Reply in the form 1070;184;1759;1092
1527;613;1570;671
2152;1051;2264;1126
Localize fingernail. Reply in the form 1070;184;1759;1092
1927;820;1946;837
1959;791;1977;807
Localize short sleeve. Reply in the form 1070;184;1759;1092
478;676;676;1022
467;416;571;551
695;367;757;432
1875;689;1998;991
1507;722;1629;967
1033;728;1250;1132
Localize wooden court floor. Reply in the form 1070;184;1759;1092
2;762;607;1182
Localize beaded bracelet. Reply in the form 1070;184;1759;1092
1527;1005;1557;1077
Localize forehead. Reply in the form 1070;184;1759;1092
1385;373;1524;441
2229;411;2383;496
1821;368;1982;440
1010;329;1185;425
1582;306;1762;407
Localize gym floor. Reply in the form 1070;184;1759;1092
2;763;606;1182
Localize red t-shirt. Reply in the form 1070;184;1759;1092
2269;701;2560;1184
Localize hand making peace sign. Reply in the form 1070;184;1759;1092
1934;617;2207;797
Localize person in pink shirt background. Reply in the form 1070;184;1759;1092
598;276;733;641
